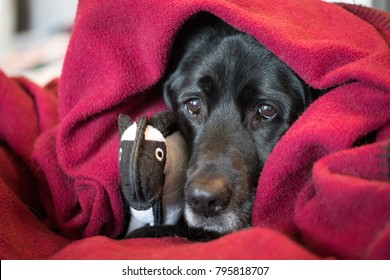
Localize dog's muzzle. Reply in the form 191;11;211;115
186;171;233;217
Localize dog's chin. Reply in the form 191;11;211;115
184;205;250;234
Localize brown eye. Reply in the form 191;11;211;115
185;98;202;115
258;104;276;120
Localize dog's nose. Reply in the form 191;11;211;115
187;177;232;217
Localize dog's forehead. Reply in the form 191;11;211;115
197;40;285;88
196;59;288;102
172;31;304;111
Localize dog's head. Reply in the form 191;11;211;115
163;14;312;234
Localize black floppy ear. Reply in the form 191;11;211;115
150;111;175;138
163;76;175;111
163;71;184;111
118;114;132;137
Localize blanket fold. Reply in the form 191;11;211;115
1;0;389;259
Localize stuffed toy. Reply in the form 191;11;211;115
118;112;188;236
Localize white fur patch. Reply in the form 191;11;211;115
126;207;154;234
184;205;240;234
121;123;138;141
121;123;166;142
144;126;165;142
130;207;154;224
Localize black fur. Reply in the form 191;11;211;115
161;13;314;236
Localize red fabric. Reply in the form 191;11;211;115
1;0;389;259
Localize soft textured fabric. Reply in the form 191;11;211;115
0;0;389;259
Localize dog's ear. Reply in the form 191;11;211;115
294;75;320;109
163;79;174;110
163;72;183;111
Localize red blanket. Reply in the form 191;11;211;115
1;0;389;259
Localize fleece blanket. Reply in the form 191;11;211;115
1;0;389;260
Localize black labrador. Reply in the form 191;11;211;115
129;13;314;239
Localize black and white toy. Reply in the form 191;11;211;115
118;112;187;236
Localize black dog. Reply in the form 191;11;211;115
162;13;313;236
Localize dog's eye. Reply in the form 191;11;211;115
185;98;202;116
258;104;276;120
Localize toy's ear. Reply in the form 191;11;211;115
118;114;132;137
150;111;175;138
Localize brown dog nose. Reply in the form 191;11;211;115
186;177;232;217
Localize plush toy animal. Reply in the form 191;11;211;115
118;112;188;236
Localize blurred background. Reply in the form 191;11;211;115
0;0;77;84
0;0;389;85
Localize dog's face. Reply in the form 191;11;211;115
164;15;312;234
